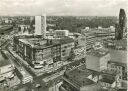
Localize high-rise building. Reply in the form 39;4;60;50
35;14;46;38
115;8;127;40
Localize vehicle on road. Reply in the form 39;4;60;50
35;83;41;88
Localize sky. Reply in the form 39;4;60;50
0;0;127;16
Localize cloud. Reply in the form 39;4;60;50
0;0;127;16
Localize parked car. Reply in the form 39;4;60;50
35;83;41;88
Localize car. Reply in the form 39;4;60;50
8;74;14;79
35;83;41;88
34;65;43;69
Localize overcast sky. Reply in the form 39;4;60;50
0;0;127;16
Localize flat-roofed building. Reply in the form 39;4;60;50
55;30;69;38
86;49;111;72
59;68;102;91
98;74;116;89
13;35;74;73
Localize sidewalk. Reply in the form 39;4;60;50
42;70;65;83
8;49;36;77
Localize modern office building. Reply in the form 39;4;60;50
103;38;127;50
86;49;111;72
13;35;74;70
81;30;96;51
54;30;69;38
115;8;127;40
35;15;46;37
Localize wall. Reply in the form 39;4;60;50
86;55;100;72
100;53;111;71
80;84;102;91
61;42;74;61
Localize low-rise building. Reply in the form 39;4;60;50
59;69;102;91
0;51;14;81
86;49;111;72
54;30;69;38
103;38;127;50
107;61;127;87
81;30;96;51
15;67;33;84
98;74;116;89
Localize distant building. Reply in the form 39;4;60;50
98;26;102;30
35;15;46;37
103;38;127;50
110;26;115;32
85;27;90;31
54;30;69;38
86;49;111;72
115;8;127;40
58;38;74;61
0;51;14;81
18;25;30;34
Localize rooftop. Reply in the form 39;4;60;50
52;36;74;45
19;36;74;49
108;61;127;68
99;74;115;84
87;48;109;57
63;68;99;87
0;51;11;67
108;48;127;64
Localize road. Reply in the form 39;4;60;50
4;49;64;91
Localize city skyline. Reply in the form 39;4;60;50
0;0;127;16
